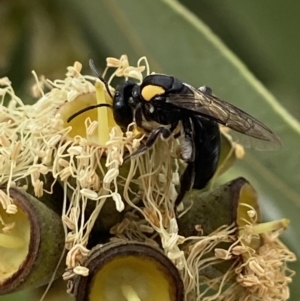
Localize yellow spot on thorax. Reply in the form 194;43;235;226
141;85;165;101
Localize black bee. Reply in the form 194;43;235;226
68;59;281;206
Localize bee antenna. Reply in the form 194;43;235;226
89;59;114;99
67;103;112;123
67;60;115;123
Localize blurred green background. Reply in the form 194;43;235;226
0;0;299;300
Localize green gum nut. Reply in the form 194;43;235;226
73;241;184;301
0;187;65;294
178;177;261;278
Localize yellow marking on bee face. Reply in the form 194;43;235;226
141;85;165;101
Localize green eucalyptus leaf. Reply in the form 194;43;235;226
180;0;300;121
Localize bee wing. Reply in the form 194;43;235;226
166;86;281;150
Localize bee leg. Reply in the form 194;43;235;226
179;118;195;163
175;162;195;206
125;126;174;160
175;118;196;206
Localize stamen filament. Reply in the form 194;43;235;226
252;218;290;235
